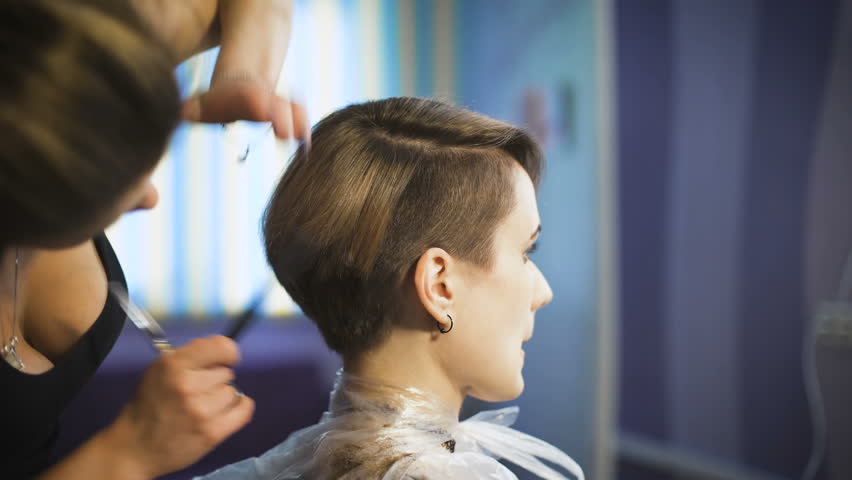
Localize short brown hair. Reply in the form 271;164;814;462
0;0;179;249
264;97;543;357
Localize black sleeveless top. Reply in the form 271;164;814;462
0;235;127;479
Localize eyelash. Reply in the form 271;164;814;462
524;242;539;262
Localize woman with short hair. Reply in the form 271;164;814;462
203;97;584;480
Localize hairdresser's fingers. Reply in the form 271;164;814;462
270;96;294;140
205;392;255;442
172;335;241;369
182;83;273;123
291;101;311;145
201;383;246;417
182;366;236;393
270;98;310;144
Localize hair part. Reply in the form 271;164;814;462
264;97;543;358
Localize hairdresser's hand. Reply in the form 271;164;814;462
104;336;254;479
182;83;311;140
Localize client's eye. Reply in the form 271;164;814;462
524;242;539;262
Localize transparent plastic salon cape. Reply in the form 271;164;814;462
198;371;584;480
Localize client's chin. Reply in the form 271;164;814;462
472;373;525;403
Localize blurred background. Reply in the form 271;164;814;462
57;0;852;479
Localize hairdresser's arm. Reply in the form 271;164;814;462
182;0;307;139
129;0;307;139
128;0;220;63
210;0;293;95
35;337;254;480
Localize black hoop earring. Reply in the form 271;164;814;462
438;314;453;334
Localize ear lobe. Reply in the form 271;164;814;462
413;248;454;326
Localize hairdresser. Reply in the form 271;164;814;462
0;0;306;478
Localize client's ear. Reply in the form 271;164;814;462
413;247;455;331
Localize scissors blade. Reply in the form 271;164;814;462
109;282;171;351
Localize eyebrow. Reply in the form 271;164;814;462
530;224;542;240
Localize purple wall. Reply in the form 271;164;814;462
616;0;845;478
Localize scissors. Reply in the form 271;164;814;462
110;282;245;393
109;282;173;354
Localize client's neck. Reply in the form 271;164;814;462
344;327;464;414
